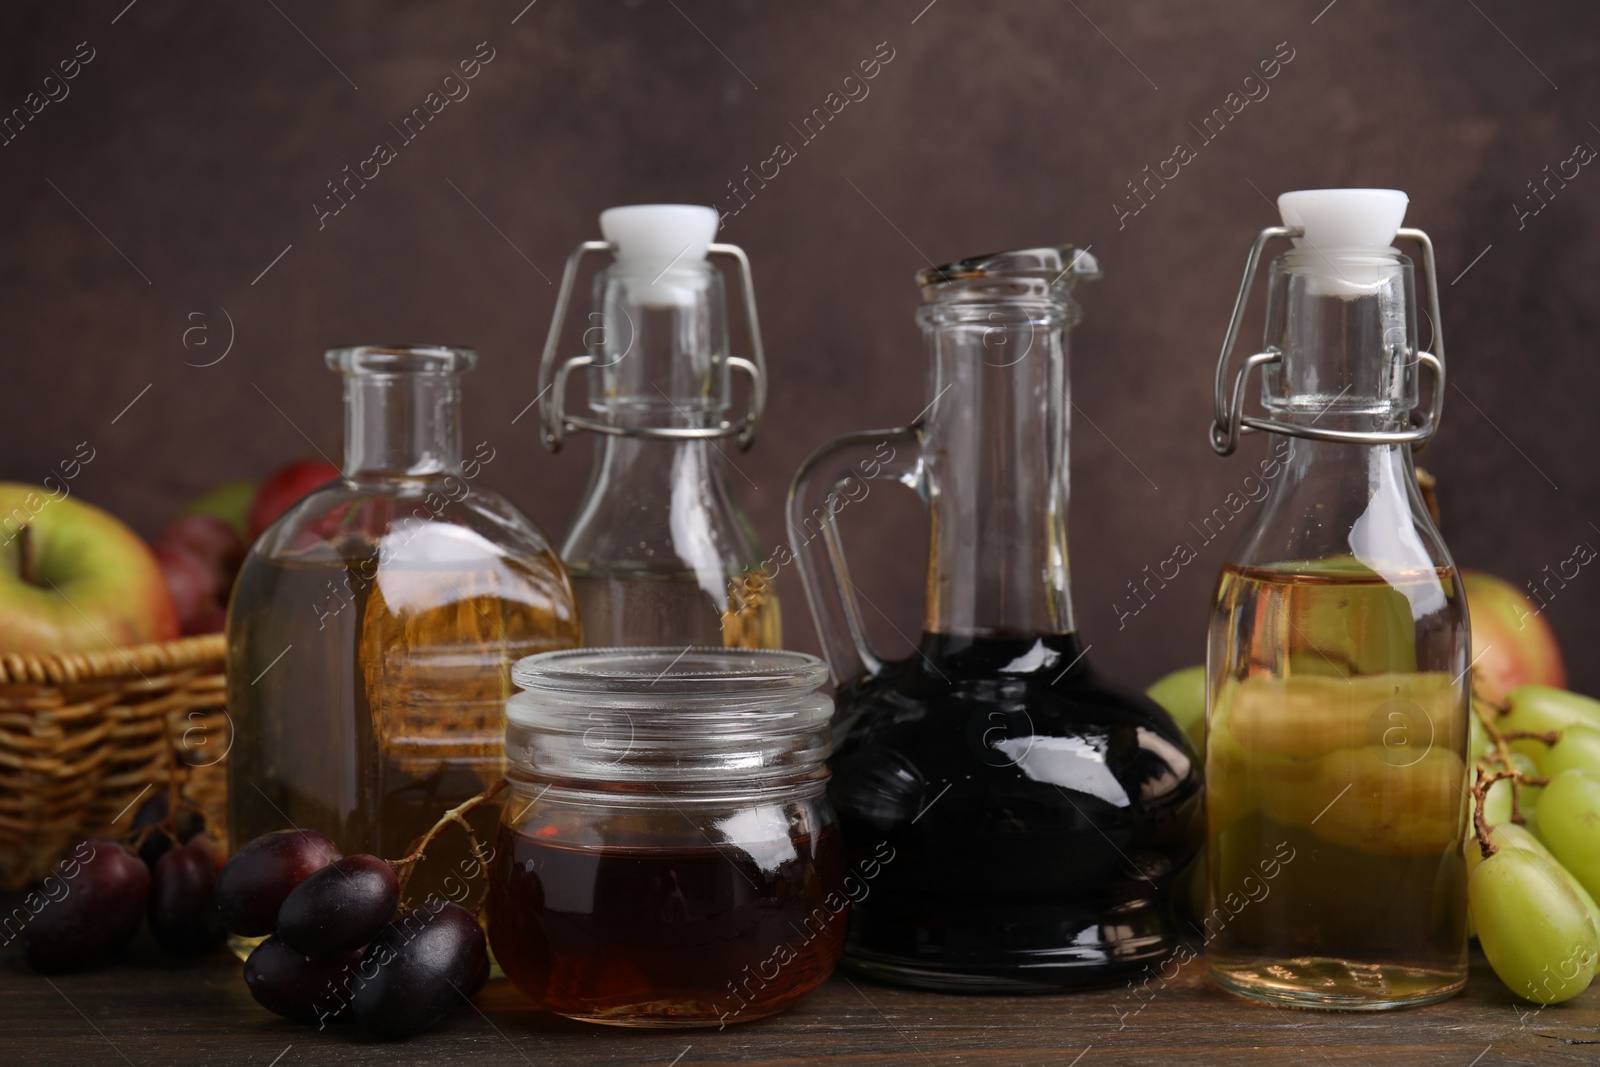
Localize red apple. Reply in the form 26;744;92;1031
1464;570;1566;703
246;460;341;540
154;542;216;628
160;513;244;579
184;605;227;636
158;510;248;635
0;484;178;654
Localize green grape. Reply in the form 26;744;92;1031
1503;686;1600;765
1537;769;1600;902
1467;823;1600;973
1482;771;1514;826
1510;752;1544;812
1470;848;1598;1004
1545;723;1600;780
1146;664;1206;756
1469;711;1490;765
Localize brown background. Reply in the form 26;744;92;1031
2;1;1596;694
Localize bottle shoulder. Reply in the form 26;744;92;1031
831;635;1201;818
248;477;561;565
1226;442;1460;580
837;653;1183;740
563;466;766;574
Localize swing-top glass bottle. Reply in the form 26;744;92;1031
539;204;780;648
1204;189;1470;1009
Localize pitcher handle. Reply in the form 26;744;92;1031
786;425;923;685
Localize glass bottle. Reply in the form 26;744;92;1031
487;647;843;1028
227;345;582;918
538;205;779;649
789;247;1202;991
1204;189;1469;1008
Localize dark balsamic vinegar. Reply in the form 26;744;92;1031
828;632;1203;992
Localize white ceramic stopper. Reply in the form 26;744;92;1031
600;204;718;269
1277;189;1408;294
1277;189;1408;249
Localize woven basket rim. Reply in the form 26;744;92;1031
0;633;228;686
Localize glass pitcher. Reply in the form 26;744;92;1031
1205;189;1469;1009
538;205;780;649
789;247;1202;991
227;345;582;927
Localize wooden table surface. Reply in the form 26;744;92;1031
2;935;1596;1067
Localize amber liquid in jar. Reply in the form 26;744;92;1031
487;823;847;1027
1206;560;1469;1008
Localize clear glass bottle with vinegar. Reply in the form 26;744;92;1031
1205;190;1469;1009
226;345;581;945
538;205;780;649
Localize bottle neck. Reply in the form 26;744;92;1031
343;371;463;479
921;303;1075;638
1262;247;1417;433
587;261;729;431
588;432;721;486
1229;246;1454;573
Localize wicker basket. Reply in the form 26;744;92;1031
0;633;228;890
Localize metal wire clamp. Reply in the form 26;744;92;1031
1209;226;1446;456
538;241;768;453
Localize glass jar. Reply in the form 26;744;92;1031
487;647;846;1028
227;345;582;945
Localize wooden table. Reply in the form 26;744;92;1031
2;935;1596;1067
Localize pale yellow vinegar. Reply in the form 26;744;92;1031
568;566;781;649
1205;562;1470;1009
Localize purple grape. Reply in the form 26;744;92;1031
148;840;225;953
465;938;491;997
244;935;365;1025
131;792;208;870
277;854;398;957
18;838;148;973
216;829;341;937
132;792;176;868
351;902;488;1039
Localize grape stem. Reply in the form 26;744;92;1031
1470;683;1553;825
1471;767;1515;860
391;777;507;905
178;797;227;843
1500;729;1560;746
123;742;224;854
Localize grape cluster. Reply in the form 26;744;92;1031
219;830;489;1039
17;792;226;971
1469;684;1600;1004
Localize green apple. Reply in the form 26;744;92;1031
0;483;178;653
1147;664;1207;755
183;479;257;541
